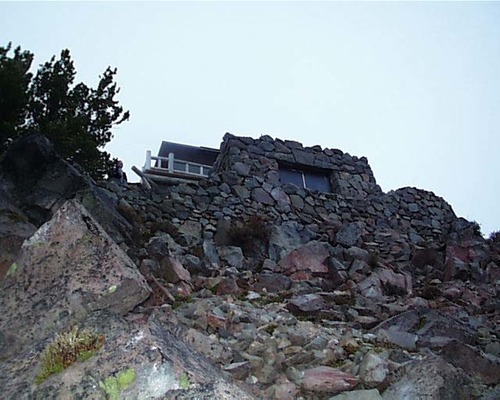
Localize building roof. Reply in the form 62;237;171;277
157;141;220;166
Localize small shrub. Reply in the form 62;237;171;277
227;215;271;257
488;231;500;243
471;220;482;235
367;251;379;268
35;327;104;384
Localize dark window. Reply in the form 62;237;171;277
279;168;304;188
279;165;331;193
174;160;187;172
304;170;331;192
188;164;201;174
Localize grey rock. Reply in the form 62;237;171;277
441;340;500;385
178;220;202;239
376;328;418;351
218;246;244;269
251;187;274;205
336;222;363;247
254;273;292;293
0;200;151;360
359;350;389;388
382;356;477;400
329;389;382;400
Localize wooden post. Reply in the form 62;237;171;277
168;152;174;173
143;150;152;171
132;166;159;191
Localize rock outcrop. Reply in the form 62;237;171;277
0;133;498;399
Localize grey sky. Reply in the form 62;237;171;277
2;1;499;235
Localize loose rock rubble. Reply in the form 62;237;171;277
0;133;498;399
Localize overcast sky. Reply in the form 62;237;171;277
2;1;499;235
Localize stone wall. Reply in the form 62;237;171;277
101;133;458;266
213;133;382;199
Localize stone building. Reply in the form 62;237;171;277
138;133;457;262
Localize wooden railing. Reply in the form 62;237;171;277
142;150;212;177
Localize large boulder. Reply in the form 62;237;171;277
0;199;151;360
381;356;479;400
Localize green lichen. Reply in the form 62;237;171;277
417;316;427;330
179;373;190;389
35;327;104;384
100;368;136;400
6;262;17;277
108;285;117;293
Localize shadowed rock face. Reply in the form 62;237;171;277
0;134;90;226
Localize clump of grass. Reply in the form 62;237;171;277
35;327;105;384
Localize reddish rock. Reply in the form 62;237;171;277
277;241;330;280
301;366;359;393
215;276;243;296
376;268;412;296
358;268;412;299
163;257;191;283
207;313;230;331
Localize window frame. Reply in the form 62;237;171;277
278;163;333;193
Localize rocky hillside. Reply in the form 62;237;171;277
0;134;498;399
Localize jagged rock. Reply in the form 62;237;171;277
0;199;151;360
358;350;389;388
218;246;244;269
251;187;274;205
254;273;292;293
268;221;309;261
178;220;202;240
357;274;384;299
381;356;478;400
376;268;412;296
286;293;327;315
300;366;359;394
184;328;232;364
163;257;191;283
441;340;500;385
345;246;370;262
376;328;418;351
336;222;363;247
77;186;142;247
276;241;331;280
